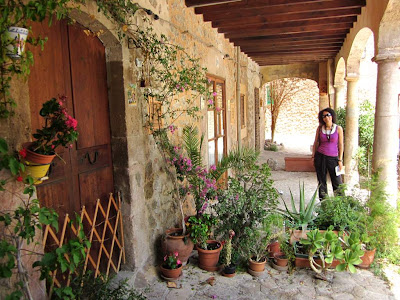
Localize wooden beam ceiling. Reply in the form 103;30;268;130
185;0;366;65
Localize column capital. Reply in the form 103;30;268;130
334;83;345;88
345;76;359;82
372;54;400;63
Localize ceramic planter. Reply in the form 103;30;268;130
267;241;280;258
23;142;56;165
357;248;376;269
273;252;288;267
23;162;51;185
160;264;182;280
161;228;194;265
6;27;29;59
197;240;222;271
248;257;267;272
222;264;236;277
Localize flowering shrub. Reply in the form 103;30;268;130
28;96;78;155
163;252;181;269
188;166;218;214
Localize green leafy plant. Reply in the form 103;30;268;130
314;194;367;232
300;228;364;281
278;183;319;230
0;137;27;190
187;214;217;250
239;228;269;263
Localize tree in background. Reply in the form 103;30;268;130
266;78;303;142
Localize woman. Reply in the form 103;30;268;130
312;108;344;200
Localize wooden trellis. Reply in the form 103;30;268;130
42;193;125;291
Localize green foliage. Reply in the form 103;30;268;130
162;252;181;269
300;228;364;278
67;272;147;300
314;195;367;232
364;173;399;259
214;162;278;262
265;144;278;152
336;101;375;177
29;96;79;155
187;214;217;250
278;183;319;230
239;227;269;262
0;137;27;190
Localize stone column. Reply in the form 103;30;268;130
319;92;329;110
334;84;345;111
372;56;400;207
343;75;359;187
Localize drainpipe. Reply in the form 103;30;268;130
236;46;241;148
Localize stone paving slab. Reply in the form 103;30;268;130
118;255;396;300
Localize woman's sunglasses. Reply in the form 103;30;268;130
322;113;332;118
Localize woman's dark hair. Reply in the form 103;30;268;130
318;107;336;125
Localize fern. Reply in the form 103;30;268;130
182;125;204;169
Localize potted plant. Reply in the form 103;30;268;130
239;227;269;276
300;227;364;281
20;96;78;184
272;234;294;271
160;251;182;280
222;230;236;277
356;233;376;269
188;214;222;271
277;183;319;244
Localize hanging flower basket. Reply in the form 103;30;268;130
6;27;29;59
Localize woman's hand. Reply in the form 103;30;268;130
338;160;343;170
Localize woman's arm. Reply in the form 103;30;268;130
337;125;344;169
312;126;320;159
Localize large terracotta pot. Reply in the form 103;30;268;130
161;228;194;265
23;142;56;164
248;257;267;272
295;254;311;268
315;258;341;269
357;248;376;269
197;240;222;271
160;264;182;279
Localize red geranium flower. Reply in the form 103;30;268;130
19;148;27;158
16;176;23;182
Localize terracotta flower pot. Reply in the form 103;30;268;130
273;252;288;267
248;257;267;272
295;255;311;268
23;142;56;165
222;264;236;277
161;228;194;265
267;241;280;258
160;264;182;279
357;248;376;269
197;240;222;271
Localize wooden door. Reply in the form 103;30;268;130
28;20;114;218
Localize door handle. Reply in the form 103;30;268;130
83;151;99;165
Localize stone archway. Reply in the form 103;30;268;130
372;0;400;207
343;27;374;186
334;57;346;110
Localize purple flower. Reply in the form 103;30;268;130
210;165;216;171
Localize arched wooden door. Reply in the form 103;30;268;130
28;19;114;218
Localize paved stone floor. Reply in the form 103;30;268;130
118;135;399;299
120;255;396;300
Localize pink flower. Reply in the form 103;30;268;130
69;144;73;148
208;99;213;105
164;255;167;261
210;165;216;171
19;149;27;158
174;251;178;257
208;78;211;83
65;115;78;130
212;92;217;96
216;107;221;112
177;259;181;265
58;101;63;106
168;125;176;134
51;145;55;149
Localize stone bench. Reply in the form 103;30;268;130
284;156;314;172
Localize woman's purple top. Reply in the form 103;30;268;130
317;124;339;157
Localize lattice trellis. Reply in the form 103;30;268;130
42;193;125;292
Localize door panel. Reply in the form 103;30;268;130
28;20;114;218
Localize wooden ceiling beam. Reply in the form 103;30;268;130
217;16;357;34
209;7;361;26
196;0;366;20
246;49;339;56
239;38;344;49
231;33;347;44
185;0;242;8
194;0;334;13
225;24;352;39
241;43;343;52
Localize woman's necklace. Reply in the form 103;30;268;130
325;125;332;142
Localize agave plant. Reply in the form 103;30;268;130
278;182;319;230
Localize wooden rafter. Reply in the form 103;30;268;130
186;0;242;8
